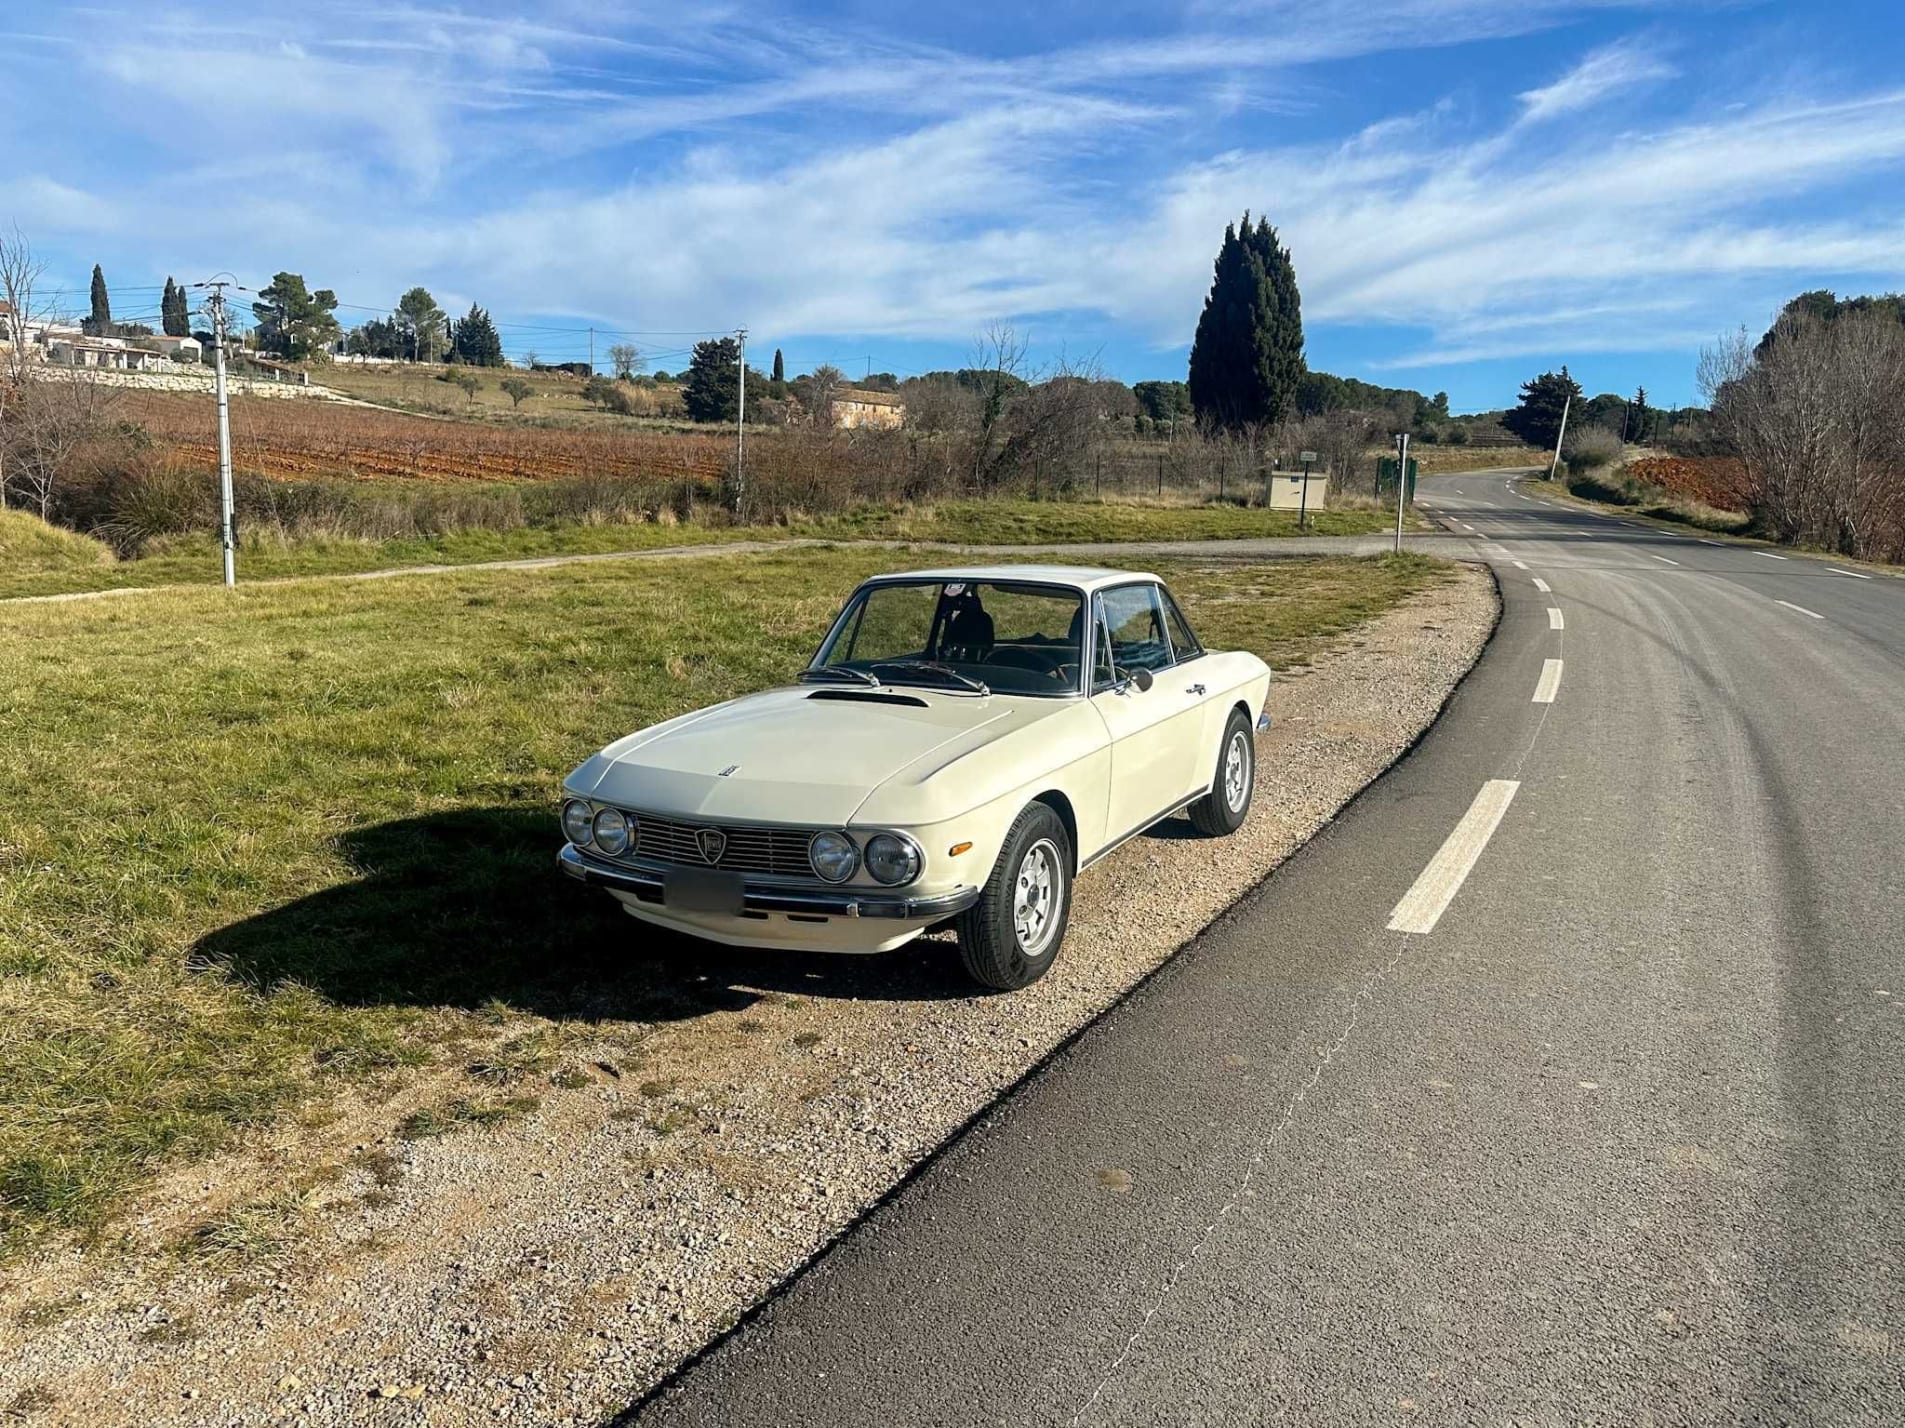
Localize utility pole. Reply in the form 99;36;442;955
1393;432;1410;555
1547;390;1572;482
196;281;239;587
734;328;747;515
588;326;595;376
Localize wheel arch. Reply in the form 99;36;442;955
1031;789;1079;871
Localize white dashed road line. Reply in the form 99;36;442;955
1532;659;1564;703
1386;779;1521;936
1775;600;1824;619
1699;539;1723;546
1649;554;1680;566
1757;551;1790;561
1511;560;1528;570
1533;577;1551;592
1548;608;1565;630
1828;567;1872;579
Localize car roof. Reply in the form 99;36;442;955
859;565;1161;594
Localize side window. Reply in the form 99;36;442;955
1160;588;1203;662
1098;584;1174;674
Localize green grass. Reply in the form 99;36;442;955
0;508;117;579
0;499;1411;601
0;546;1452;1255
805;498;1410;545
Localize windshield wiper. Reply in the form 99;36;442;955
870;660;990;696
798;666;881;687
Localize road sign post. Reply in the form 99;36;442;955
1393;433;1410;553
1298;449;1317;530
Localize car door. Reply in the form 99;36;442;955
1088;582;1208;842
1158;582;1226;760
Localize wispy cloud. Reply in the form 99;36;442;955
3;0;1903;388
1518;36;1678;123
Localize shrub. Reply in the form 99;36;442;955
1563;424;1623;475
582;376;632;415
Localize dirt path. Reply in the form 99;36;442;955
0;568;1497;1428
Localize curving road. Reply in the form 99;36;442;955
622;473;1903;1427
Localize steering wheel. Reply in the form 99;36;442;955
987;647;1067;680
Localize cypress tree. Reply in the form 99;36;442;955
771;348;785;383
161;277;191;337
86;263;112;336
1186;213;1304;432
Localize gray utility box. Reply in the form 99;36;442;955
1266;472;1328;511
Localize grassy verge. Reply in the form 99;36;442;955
1523;475;1752;535
0;547;1451;1255
1;499;1416;601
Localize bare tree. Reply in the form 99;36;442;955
968;323;1029;488
6;368;121;519
1704;311;1905;562
806;363;845;428
607;343;645;380
0;225;52;509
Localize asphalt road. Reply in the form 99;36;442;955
623;475;1903;1427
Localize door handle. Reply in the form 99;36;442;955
1186;683;1206;695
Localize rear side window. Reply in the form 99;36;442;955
1161;589;1203;662
1098;584;1173;674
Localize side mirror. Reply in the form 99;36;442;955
1129;666;1154;693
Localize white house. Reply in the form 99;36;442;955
46;336;166;371
145;333;202;361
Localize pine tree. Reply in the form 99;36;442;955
1186;213;1305;432
450;304;503;367
1630;386;1651;444
771;348;785;383
683;337;742;422
396;287;447;363
85;263;111;336
1503;367;1583;448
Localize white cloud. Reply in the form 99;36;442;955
1518;37;1677;123
8;2;1905;376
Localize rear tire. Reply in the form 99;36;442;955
1188;708;1255;837
955;803;1072;991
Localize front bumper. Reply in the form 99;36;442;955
558;843;979;921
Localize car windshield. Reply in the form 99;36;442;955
812;580;1086;696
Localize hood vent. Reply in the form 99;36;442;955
805;689;929;708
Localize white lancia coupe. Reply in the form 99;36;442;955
559;566;1272;989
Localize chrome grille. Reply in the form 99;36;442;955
625;811;817;878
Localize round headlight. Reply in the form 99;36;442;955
864;833;921;886
591;806;630;855
562;799;595;846
809;830;859;884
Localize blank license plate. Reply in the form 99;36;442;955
662;867;746;915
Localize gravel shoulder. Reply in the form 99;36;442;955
1;564;1496;1428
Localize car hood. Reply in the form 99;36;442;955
566;685;1032;826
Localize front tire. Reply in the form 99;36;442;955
1188;708;1255;836
955;803;1072;991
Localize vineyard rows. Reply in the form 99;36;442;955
122;392;731;485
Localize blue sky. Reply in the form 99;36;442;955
4;1;1904;411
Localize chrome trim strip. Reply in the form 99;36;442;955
560;844;978;921
1078;786;1212;871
